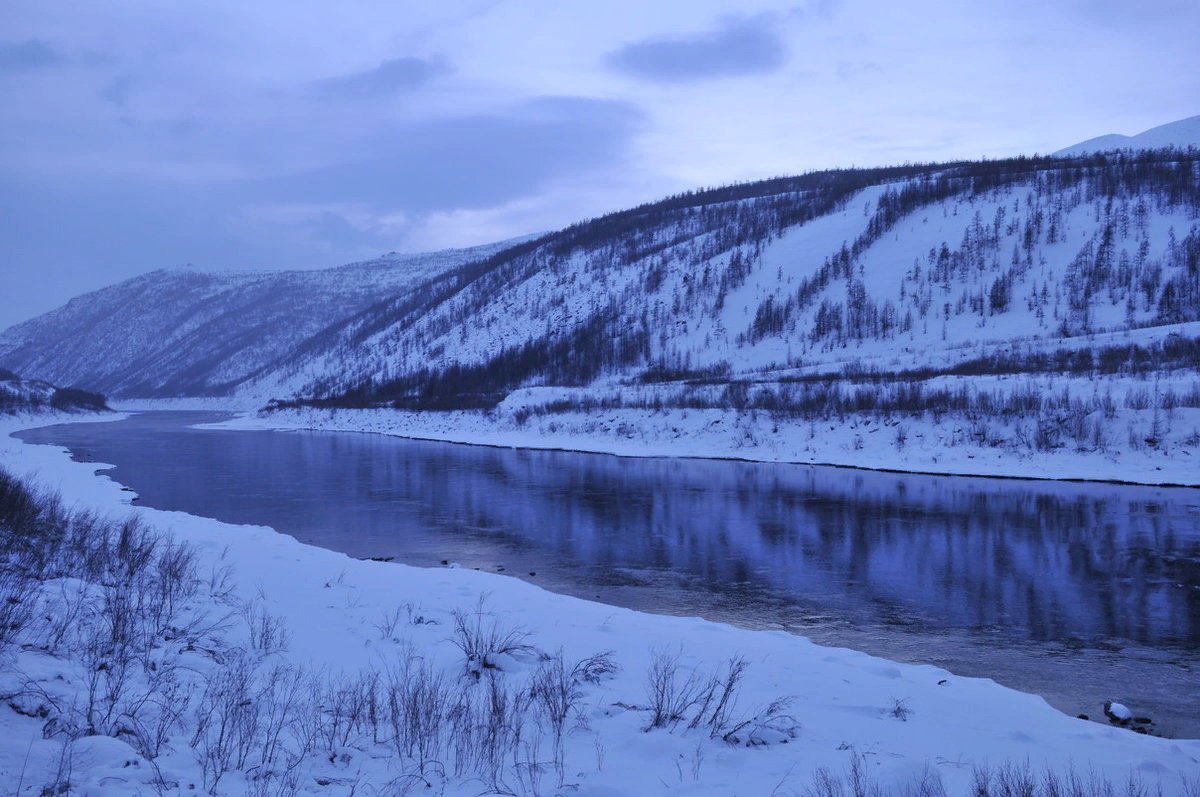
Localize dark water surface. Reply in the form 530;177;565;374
16;411;1200;736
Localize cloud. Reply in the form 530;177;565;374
0;92;646;331
314;56;450;99
259;96;645;213
604;14;787;83
0;39;64;73
100;74;133;107
835;61;884;81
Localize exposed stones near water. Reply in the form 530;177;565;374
1104;702;1133;724
1093;703;1157;735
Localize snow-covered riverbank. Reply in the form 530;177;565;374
3;412;1198;796
205;391;1200;486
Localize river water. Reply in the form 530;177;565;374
16;411;1200;736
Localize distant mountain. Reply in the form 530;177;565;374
1054;114;1200;156
0;242;517;398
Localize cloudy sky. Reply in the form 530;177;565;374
2;0;1198;328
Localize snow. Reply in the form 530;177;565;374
206;388;1200;486
1055;114;1200;156
2;413;1198;795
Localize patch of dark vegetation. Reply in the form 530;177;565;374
0;370;109;415
49;387;109;412
278;310;650;411
673;335;1200;388
637;362;732;384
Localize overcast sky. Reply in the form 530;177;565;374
2;0;1198;329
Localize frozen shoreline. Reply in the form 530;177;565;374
199;399;1200;487
3;410;1198;795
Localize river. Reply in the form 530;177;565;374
16;410;1200;737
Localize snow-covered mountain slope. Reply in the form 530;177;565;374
1054;114;1200;156
4;150;1198;411
0;242;516;397
250;149;1198;409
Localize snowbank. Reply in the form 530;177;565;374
210;396;1200;486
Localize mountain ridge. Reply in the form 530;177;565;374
1053;114;1200;156
0;241;519;397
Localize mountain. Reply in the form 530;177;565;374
1054;114;1200;156
0;242;516;398
249;149;1199;410
2;149;1198;413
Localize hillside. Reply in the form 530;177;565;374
248;149;1199;407
0;242;515;398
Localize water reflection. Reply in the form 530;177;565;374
15;412;1200;735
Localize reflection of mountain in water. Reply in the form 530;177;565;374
384;441;1200;648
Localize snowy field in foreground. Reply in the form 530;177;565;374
2;413;1198;796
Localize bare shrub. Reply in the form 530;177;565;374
572;650;619;684
192;653;261;792
460;669;533;792
42;739;76;797
384;655;451;776
451;597;536;678
644;649;710;730
253;665;312;782
311;669;380;753
405;603;438;626
966;762;1158;797
688;655;746;737
247;769;302;797
0;564;36;651
531;651;585;785
739;696;800;746
37;578;94;654
902;765;947;797
242;601;291;655
375;605;406;640
206;561;237;602
803;753;884;797
125;673;191;761
644;651;798;744
146;538;200;633
1125;388;1151;410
